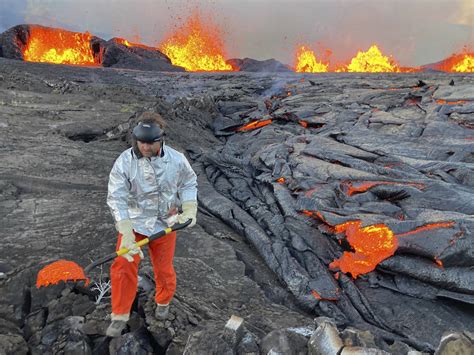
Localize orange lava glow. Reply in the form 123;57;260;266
295;46;329;73
311;289;338;301
36;260;89;288
276;177;286;183
341;180;425;196
23;26;98;66
329;221;398;278
436;100;467;105
159;12;234;71
114;37;146;49
304;210;457;278
452;54;474;72
395;221;455;237
340;45;400;73
237;119;273;132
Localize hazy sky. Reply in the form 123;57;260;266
0;0;472;66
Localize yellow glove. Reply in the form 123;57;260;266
116;219;144;262
177;201;197;228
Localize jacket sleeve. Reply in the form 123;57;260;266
177;155;198;202
107;154;131;222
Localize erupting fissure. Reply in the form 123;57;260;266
23;26;98;66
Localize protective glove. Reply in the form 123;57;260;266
177;201;197;228
116;219;144;262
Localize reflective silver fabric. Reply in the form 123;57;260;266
107;144;197;236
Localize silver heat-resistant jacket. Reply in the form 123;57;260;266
107;144;197;236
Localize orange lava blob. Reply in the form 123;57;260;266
298;120;308;128
36;260;89;288
276;177;286;183
295;45;329;73
237;119;273;132
329;221;398;278
303;209;457;278
23;26;98;66
159;11;234;71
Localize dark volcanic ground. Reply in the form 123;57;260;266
0;58;473;354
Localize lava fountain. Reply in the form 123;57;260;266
159;11;234;71
295;45;329;72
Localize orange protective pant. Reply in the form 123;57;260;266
110;231;177;316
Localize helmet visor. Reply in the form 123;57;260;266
132;122;164;143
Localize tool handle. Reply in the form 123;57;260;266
84;219;192;274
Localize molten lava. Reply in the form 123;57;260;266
295;46;328;73
36;260;89;288
237;119;273;132
311;289;338;301
23;26;98;66
452;54;474;72
329;221;398;278
341;180;425;196
436;99;467;105
342;45;400;72
396;221;455;237
115;37;154;50
303;210;456;278
159;12;234;71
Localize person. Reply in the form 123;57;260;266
105;112;198;337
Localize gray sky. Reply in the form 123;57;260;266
0;0;472;66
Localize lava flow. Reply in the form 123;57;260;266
36;260;89;288
159;12;234;71
23;26;98;66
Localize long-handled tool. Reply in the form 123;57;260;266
83;219;191;275
36;219;192;288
